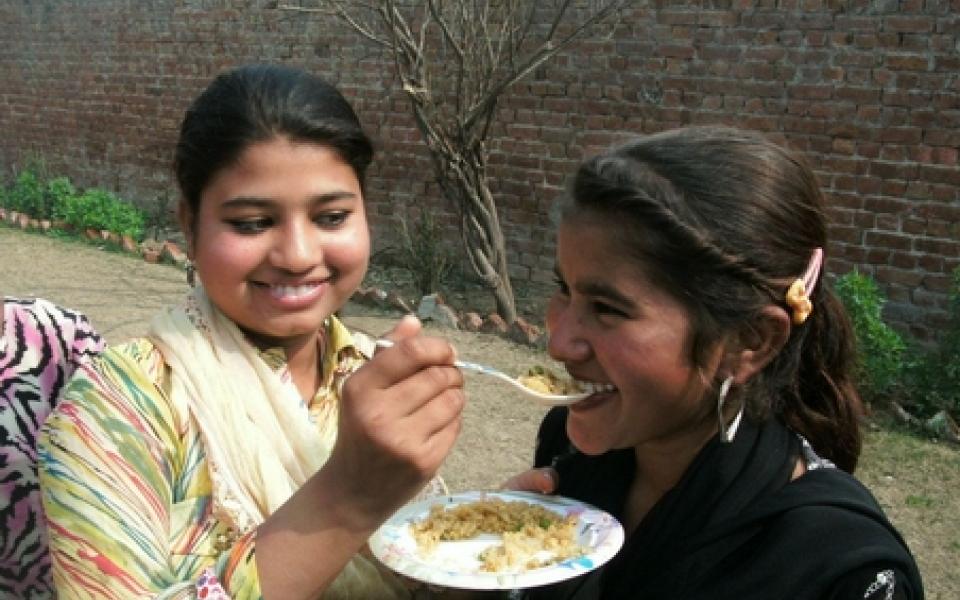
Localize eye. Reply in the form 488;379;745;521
314;211;349;228
553;275;569;296
592;300;627;319
227;218;272;234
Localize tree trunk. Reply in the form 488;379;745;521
492;248;517;324
474;173;517;324
430;152;518;323
405;99;518;323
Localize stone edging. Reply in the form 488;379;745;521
352;290;547;349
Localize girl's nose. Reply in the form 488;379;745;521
272;220;319;273
545;300;591;363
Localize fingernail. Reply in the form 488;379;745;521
541;469;556;489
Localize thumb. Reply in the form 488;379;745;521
382;314;422;343
500;468;558;495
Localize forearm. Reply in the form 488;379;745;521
255;466;388;600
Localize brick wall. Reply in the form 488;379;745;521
1;0;957;340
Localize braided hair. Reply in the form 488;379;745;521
560;126;863;472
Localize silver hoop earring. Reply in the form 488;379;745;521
717;376;744;444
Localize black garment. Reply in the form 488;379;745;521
522;408;924;600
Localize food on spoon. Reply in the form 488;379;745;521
410;497;584;572
517;365;583;395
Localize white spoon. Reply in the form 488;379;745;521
373;339;589;407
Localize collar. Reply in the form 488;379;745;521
256;315;358;374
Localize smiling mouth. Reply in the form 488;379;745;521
573;379;617;395
265;283;324;299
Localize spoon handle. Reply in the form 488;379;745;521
372;338;586;406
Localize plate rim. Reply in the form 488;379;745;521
368;489;625;590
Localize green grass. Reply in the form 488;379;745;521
858;424;960;599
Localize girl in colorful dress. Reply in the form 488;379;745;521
38;64;465;599
1;296;104;597
512;126;923;599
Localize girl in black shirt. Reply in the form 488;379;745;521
511;126;922;600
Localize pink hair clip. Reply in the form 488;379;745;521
785;247;823;325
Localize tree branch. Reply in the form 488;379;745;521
463;0;627;131
426;0;464;60
280;2;394;48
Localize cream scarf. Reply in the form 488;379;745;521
149;287;408;598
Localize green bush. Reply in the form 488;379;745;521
902;267;960;419
46;177;78;221
835;270;907;403
0;161;146;239
60;188;145;239
8;170;47;218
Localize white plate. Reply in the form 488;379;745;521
369;490;625;590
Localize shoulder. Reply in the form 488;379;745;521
54;338;174;428
2;296;104;360
759;469;923;597
767;468;899;546
94;338;167;384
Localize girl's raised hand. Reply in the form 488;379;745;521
327;315;465;528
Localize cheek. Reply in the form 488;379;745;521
326;228;370;274
194;231;262;274
544;294;564;334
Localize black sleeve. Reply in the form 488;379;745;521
824;565;915;600
533;407;572;468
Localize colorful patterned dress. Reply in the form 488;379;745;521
38;316;387;599
1;297;105;598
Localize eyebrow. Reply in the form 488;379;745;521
555;265;635;308
220;191;358;209
577;279;635;308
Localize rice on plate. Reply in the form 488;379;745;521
411;497;585;572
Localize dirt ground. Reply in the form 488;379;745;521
2;226;957;598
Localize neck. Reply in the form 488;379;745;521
244;327;324;402
625;420;718;529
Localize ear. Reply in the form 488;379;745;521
176;200;195;258
723;305;791;385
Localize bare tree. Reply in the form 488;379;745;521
281;0;630;323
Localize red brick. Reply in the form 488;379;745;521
879;127;924;144
885;54;930;70
884;16;934;33
934;146;959;165
919;165;960;186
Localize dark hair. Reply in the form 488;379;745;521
174;64;374;213
561;126;863;472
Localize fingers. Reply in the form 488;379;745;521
500;468;558;494
362;335;459;392
380;313;422;344
330;317;466;511
365;385;464;466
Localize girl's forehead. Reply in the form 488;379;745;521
557;220;653;280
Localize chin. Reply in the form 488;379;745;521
566;424;612;456
242;317;326;346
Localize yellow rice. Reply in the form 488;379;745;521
410;498;584;572
517;365;583;395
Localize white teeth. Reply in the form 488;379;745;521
575;380;617;394
270;284;318;299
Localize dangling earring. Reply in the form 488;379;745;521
185;260;196;288
716;375;744;444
